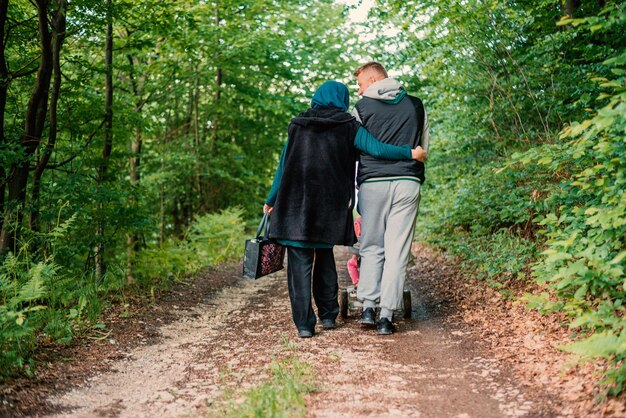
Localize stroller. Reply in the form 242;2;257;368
339;216;412;320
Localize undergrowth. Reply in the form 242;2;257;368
0;207;245;381
419;39;626;395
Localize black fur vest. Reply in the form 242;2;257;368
269;106;359;246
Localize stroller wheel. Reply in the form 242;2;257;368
403;290;412;319
340;289;349;319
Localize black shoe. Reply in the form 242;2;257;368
298;329;314;338
321;319;336;329
360;307;376;326
376;317;395;335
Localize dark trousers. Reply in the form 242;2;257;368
286;247;339;332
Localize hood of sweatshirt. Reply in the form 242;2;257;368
363;78;406;102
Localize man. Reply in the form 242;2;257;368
352;62;429;335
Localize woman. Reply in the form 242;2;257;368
264;81;425;338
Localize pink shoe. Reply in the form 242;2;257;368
347;256;360;286
354;216;362;238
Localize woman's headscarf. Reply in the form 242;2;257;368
311;81;350;112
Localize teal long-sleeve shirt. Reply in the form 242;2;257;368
265;126;412;248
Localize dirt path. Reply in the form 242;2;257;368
3;246;623;417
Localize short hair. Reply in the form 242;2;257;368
354;62;388;78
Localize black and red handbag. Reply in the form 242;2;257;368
242;212;285;279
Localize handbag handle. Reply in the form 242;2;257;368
256;211;270;239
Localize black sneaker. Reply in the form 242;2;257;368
359;307;376;326
321;319;336;329
376;317;395;335
298;329;314;338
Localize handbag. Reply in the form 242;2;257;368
242;212;285;279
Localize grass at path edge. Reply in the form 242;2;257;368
207;337;317;418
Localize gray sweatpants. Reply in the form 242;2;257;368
356;180;421;317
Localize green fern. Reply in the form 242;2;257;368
9;263;52;308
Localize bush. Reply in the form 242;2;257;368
517;51;626;393
187;207;246;266
0;207;247;380
132;207;245;286
416;153;541;290
0;247;62;377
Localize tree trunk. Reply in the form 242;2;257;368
0;0;53;253
0;0;9;235
125;53;145;284
563;0;581;17
126;128;141;284
193;75;202;211
212;4;222;145
182;198;192;229
193;76;200;147
215;67;222;103
30;0;67;232
172;199;183;238
183;89;193;136
159;183;165;245
128;130;141;199
95;0;113;280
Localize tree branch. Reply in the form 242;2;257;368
44;118;106;169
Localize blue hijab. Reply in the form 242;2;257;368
311;81;350;112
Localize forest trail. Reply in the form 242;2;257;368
3;247;619;417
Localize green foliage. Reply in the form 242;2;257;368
133;207;246;286
426;159;546;236
187;207;246;266
1;0;622;398
514;10;626;392
0;244;61;377
0;212;115;377
415;152;541;290
378;0;626;394
417;177;538;289
1;0;362;381
131;241;201;287
0;206;247;379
